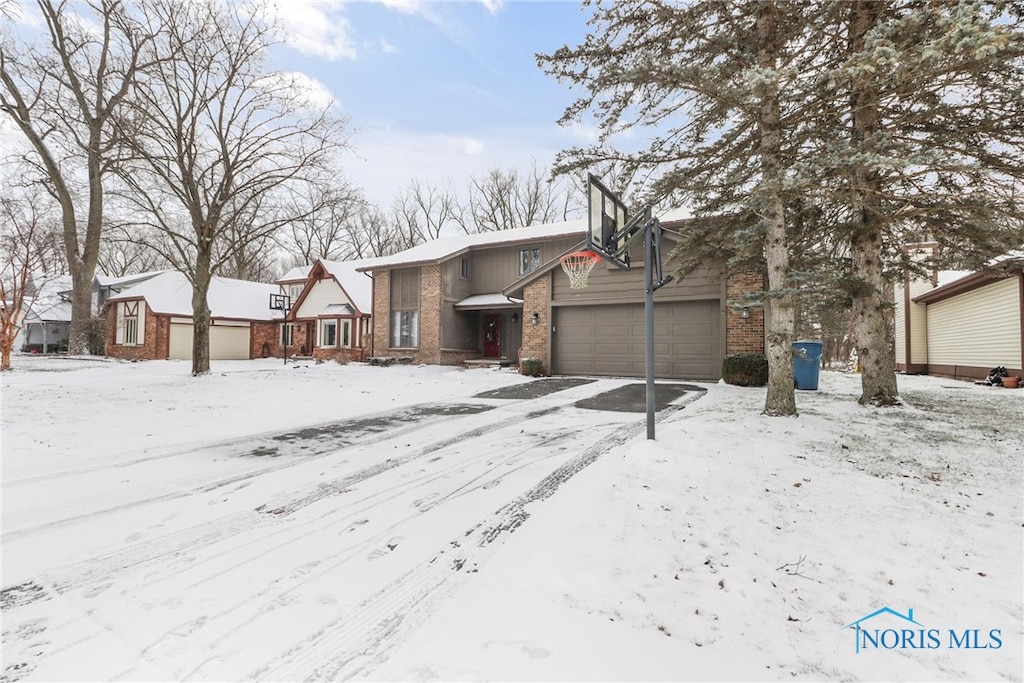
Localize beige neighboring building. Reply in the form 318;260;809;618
896;244;1023;381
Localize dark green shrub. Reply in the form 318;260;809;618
520;357;544;377
722;353;768;386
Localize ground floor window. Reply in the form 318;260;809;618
341;319;351;347
322;319;337;347
281;323;294;346
391;309;418;348
124;316;138;345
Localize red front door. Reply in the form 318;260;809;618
484;314;501;358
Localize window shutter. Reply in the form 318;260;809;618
115;303;125;344
137;302;146;345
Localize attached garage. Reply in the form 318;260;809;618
552;300;722;379
168;320;252;360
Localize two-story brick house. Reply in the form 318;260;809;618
359;213;766;379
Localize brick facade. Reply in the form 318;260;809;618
250;321;283;359
371;269;390;359
418;264;442;364
724;269;766;355
520;276;551;374
106;300;290;361
105;300;162;361
371;265;448;364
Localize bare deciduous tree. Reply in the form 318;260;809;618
391;179;458;243
116;0;350;375
455;161;580;233
0;191;63;369
0;0;156;354
279;179;367;266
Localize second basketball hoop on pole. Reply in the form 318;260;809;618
560;249;601;289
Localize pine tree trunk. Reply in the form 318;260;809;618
758;1;797;416
849;0;899;406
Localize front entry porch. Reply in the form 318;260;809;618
451;295;523;369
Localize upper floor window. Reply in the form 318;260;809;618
460;256;471;280
520;248;541;275
288;283;303;302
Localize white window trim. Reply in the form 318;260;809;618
390;309;419;349
321;319;338;347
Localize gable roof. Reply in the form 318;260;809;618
317;259;373;314
356;218;589;272
501;208;694;298
106;271;283;321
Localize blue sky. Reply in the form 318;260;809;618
1;0;596;208
268;0;596;206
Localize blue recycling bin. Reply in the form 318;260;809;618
792;340;823;390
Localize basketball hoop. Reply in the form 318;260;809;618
560;250;601;289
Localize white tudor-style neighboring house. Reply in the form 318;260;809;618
104;270;286;361
896;244;1023;381
283;258;373;362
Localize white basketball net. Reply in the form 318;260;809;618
560;251;601;289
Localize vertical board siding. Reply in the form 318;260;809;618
471;238;579;294
552;259;723;304
927;278;1021;368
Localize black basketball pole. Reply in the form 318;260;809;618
644;216;656;440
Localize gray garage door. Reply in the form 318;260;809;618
552;300;721;379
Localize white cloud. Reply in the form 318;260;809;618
284;71;338;112
476;0;504;15
256;71;339;113
458;137;486;155
378;37;398;55
271;0;358;61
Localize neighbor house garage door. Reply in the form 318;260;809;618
552;300;721;379
169;322;192;360
168;322;251;360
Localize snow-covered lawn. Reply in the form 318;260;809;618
1;356;1021;681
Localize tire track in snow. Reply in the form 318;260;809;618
0;404;496;542
251;403;694;681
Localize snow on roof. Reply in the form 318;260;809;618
277;265;311;283
454;294;523;309
22;275;74;322
95;270;170;289
107;271;282;321
358;218;589;271
357;208;693;272
322;303;354;316
318;259;373;314
936;270;972;287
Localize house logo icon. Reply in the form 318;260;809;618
843;607;1003;653
844;607;923;654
